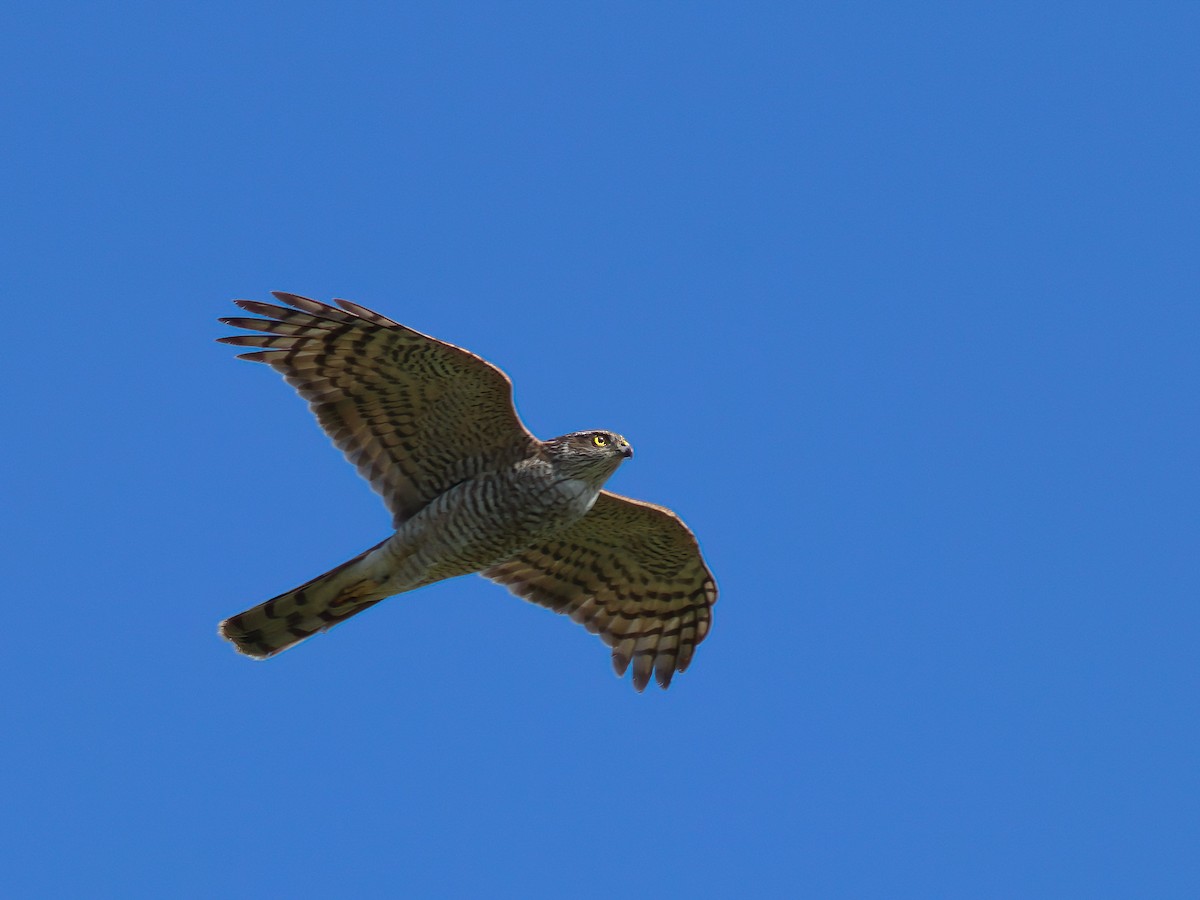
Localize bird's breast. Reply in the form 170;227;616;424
399;469;600;582
546;476;601;521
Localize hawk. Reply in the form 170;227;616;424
217;292;717;690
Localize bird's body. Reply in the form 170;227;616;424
218;293;716;690
395;459;601;582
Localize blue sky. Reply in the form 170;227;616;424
2;2;1197;896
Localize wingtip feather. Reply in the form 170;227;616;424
333;297;401;326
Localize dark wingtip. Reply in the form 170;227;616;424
612;649;631;678
655;660;676;689
332;297;401;326
631;656;653;692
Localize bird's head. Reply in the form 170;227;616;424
545;430;633;484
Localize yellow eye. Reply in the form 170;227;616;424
592;434;608;447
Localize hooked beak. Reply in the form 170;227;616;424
619;441;633;459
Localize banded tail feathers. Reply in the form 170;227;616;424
219;540;389;658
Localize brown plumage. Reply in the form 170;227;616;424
218;292;717;691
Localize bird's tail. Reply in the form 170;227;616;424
219;539;391;658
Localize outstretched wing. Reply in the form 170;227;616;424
220;292;539;525
482;491;717;691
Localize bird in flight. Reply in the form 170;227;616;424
218;292;717;690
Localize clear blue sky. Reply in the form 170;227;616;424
3;2;1196;896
